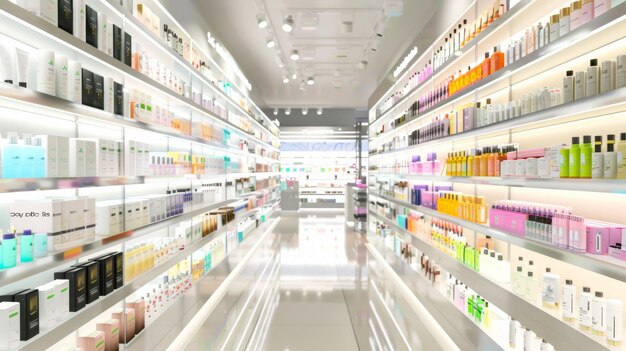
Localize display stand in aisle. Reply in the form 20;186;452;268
352;183;367;233
281;177;300;211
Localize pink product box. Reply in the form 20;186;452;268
609;246;626;261
421;191;436;210
516;148;548;160
586;221;611;255
488;209;527;237
507;151;518;160
489;209;508;230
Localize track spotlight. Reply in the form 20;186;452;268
273;108;278;115
358;60;368;70
285;107;291;115
306;76;315;85
317;108;323;115
290;49;300;61
266;38;276;48
282;15;294;32
257;14;268;29
302;108;308;115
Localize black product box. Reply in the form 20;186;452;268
93;73;104;110
85;5;98;48
114;81;124;115
54;267;87;312
58;0;73;34
82;68;94;107
0;289;40;341
89;254;115;295
123;32;132;66
113;24;122;61
112;252;124;289
73;261;100;304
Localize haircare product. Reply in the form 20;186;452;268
2;232;17;268
581;135;593;178
36;49;56;95
0;289;40;341
604;134;617;178
592;291;606;335
541;268;560;309
617;133;626;179
592;136;604;178
574;71;586;100
559;147;570;178
569;137;581;178
85;5;98;48
579;287;593;330
606;299;623;346
562;279;576;322
57;0;73;34
586;59;601;97
54;267;86;312
20;230;33;262
0;302;20;350
617;55;626;88
601;60;616;93
563;70;575;103
15;48;30;88
55;54;69;100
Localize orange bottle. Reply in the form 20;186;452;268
491;46;505;74
480;147;490;176
487;146;498;177
481;52;491;79
473;149;482;176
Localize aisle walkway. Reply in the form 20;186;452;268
259;210;370;351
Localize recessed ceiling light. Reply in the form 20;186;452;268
302;108;308;115
257;14;268;29
306;76;315;85
292;73;297;79
317;108;323;115
341;21;353;33
283;77;290;84
285;107;291;115
266;38;275;48
273;108;278;115
358;60;368;70
290;49;300;61
282;15;294;32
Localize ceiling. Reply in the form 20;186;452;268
190;0;442;109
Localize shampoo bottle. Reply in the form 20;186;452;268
19;230;33;263
604;134;617;178
586;59;600;97
2;232;17;268
562;279;576;323
592;291;606;336
606;299;623;347
581;135;593;178
617;55;626;89
592;136;604;178
36;49;56;96
616;132;626;179
569;137;581;178
541;268;560;309
574;71;587;100
33;232;47;258
580;287;593;331
601;60;616;93
563;70;575;103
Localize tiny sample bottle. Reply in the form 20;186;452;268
560;7;571;36
563;70;575;103
580;135;593;178
2;232;17;268
569;137;581;178
592;291;606;336
579;287;593;330
574;71;587;100
19;230;34;263
606;299;623;347
617;55;626;89
562;279;576;323
591;136;604;178
541;268;560;309
604;134;617;178
586;59;601;97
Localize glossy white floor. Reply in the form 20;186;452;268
179;209;453;351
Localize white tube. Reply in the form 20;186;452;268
15;48;30;88
0;44;15;84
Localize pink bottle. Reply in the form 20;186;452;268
594;0;609;17
580;0;595;26
568;215;587;252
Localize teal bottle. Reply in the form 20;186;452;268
34;232;48;258
2;233;17;268
20;230;33;262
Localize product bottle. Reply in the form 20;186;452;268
559;147;570;178
581;135;593;178
587;59;601;97
580;287;593;330
581;0;595;26
513;266;525;295
2;232;17;268
549;14;560;43
19;230;33;263
571;1;583;30
591;136;604;178
509;319;524;350
601;59;616;93
617;133;626;179
490;46;505;73
569;137;581;178
604;134;617;178
33;137;45;178
592;291;606;336
562;279;576;323
574;71;587;100
560;7;571;36
36;49;56;96
524;328;538;351
33;232;48;258
1;132;22;178
21;135;36;179
563;70;575;103
525;271;538;304
617;55;626;89
606;299;623;347
482;52;491;78
541;268;560;309
488;147;498;177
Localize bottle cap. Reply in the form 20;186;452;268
551;14;560;24
485;52;489;58
517;266;523;272
528;271;534;277
546;267;551;272
583;286;591;292
590;59;598;66
566;70;574;76
620;132;626;141
566;279;573;285
561;7;571;16
518;256;524;261
23;229;32;236
3;233;15;240
595;291;603;297
608;134;615;142
583;135;591;144
497;254;503;261
572;136;580;144
529;260;534;265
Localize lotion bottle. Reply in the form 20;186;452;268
592;136;604;178
604;134;617;178
617;55;626;88
586;59;600;97
541;267;560;309
581;135;593;178
574;71;587;100
562;279;576;323
569;137;581;178
580;287;593;331
592;291;606;336
600;59;616;93
563;70;575;103
606;299;623;347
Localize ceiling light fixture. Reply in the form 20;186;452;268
358;60;368;70
299;81;306;91
317;108;323;115
341;21;353;33
285;107;291;115
302;108;308;115
273;108;278;115
306;76;315;85
292;73;297;79
282;15;294;32
276;55;285;68
266;38;275;48
257;14;268;29
290;49;300;61
283;76;290;84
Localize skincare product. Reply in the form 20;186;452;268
37;283;57;329
574;71;586;100
51;279;69;321
586;59;600;97
73;0;85;41
0;289;40;341
67;60;82;103
85;5;98;48
563;70;574;103
73;261;99;304
604;134;617;178
592;291;606;335
55;54;68;100
606;299;623;346
581;135;593;178
617;55;626;88
15;48;30;88
93;73;104;110
592;136;604;178
19;230;33;262
562;279;576;322
123;32;132;66
36;49;56;95
81;68;94;107
54;267;86;312
57;0;73;34
601;60;616;93
569;137;581;178
579;286;593;330
541;268;560;309
96;319;119;351
0;302;20;350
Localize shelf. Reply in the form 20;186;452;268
112;1;279;141
370;0;534;126
300;202;344;208
369;191;626;284
367;212;603;351
369;173;626;194
125;209;280;351
18;203;268;351
369;2;626;144
366;238;503;350
0;198;240;288
370;86;626;159
0;176;144;193
0;1;278;152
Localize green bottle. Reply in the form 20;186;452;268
474;248;481;272
559;147;570;178
467;295;475;316
580;135;592;179
569;137;581;178
474;297;485;322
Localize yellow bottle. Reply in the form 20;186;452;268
467;150;474;176
446;153;452;176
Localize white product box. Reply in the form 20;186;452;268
105;140;116;176
10;198;62;234
69;139;86;177
106;21;114;57
0;302;20;351
95;201;121;236
126;140;136;176
57;136;70;177
78;139;111;176
73;0;86;41
124;200;141;230
139;199;149;226
51;279;70;321
82;197;96;242
98;13;108;54
37;283;57;329
114;142;122;176
36;135;58;178
18;0;58;26
103;77;114;113
83;140;97;176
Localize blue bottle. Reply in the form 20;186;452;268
33;137;46;178
21;135;37;179
20;230;34;263
33;232;48;258
2;232;17;268
2;133;23;178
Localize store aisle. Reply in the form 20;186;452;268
259;210;370;351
